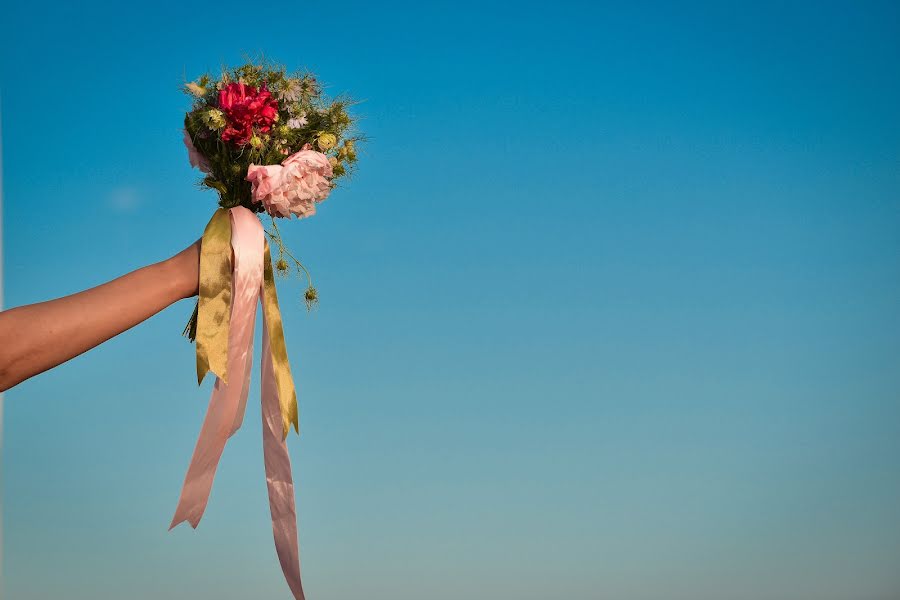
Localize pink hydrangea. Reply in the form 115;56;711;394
183;129;211;173
246;150;333;219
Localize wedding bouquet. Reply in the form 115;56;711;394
183;60;360;309
171;60;360;600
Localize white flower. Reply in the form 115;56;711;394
278;78;303;102
286;114;308;129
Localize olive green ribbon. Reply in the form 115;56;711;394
262;240;300;438
195;208;233;385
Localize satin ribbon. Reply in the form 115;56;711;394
194;208;233;385
171;206;305;600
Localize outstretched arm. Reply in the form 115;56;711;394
0;241;201;392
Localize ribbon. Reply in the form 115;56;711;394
171;206;305;600
262;241;300;438
195;207;233;385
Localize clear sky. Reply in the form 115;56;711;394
2;2;900;599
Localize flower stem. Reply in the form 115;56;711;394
265;217;314;287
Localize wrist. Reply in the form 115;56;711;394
165;242;201;300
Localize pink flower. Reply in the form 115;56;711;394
246;150;333;219
183;129;211;173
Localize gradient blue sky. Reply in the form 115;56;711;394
2;2;900;599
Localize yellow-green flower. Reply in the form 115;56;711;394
249;135;264;149
186;82;207;97
304;286;319;310
317;132;337;151
203;108;227;130
338;140;357;161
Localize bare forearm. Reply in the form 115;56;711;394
0;242;200;391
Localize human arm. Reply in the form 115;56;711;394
0;241;200;392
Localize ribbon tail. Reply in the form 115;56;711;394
170;207;264;530
262;242;299;439
261;321;305;600
229;334;254;438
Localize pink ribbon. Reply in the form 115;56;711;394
170;206;305;600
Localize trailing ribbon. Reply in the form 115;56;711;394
171;206;305;600
262;241;300;438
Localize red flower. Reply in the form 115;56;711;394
218;82;279;145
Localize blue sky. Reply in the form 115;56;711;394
2;1;900;599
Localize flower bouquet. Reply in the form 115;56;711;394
172;60;360;600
